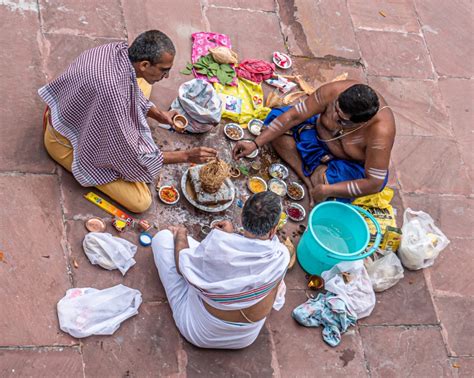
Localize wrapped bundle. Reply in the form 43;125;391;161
199;159;230;194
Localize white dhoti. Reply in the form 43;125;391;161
152;230;266;349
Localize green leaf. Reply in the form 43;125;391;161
186;62;193;70
220;64;234;73
180;67;193;75
197;68;209;75
209;63;219;70
207;72;214;79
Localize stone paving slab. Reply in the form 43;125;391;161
367;76;453;137
0;175;74;346
82;303;182;377
348;0;421;33
356;30;433;79
451;357;474;377
0;6;55;174
360;326;454;377
209;0;276;12
435;296;474;356
38;0;126;39
359;269;437;326
0;348;83;378
278;0;360;60
415;0;474;77
392;136;471;195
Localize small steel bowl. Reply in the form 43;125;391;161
158;185;180;205
245;149;259;159
286;202;306;222
287;181;305;201
269;163;289;180
268;178;287;197
224;123;244;141
248;119;264;136
229;166;241;178
247;176;268;194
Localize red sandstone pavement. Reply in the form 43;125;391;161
0;1;473;377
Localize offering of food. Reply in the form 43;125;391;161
199;158;230;194
159;185;180;204
173;114;188;133
287;182;305;200
286;203;306;221
248;119;264;136
248;176;267;194
224;123;244;141
189;164;233;205
268;178;287;197
269;163;289;180
85;217;106;233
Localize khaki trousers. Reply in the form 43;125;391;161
43;78;154;213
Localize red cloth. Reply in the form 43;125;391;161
235;59;275;83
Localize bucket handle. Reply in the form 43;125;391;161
326;205;382;261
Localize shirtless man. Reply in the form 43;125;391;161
233;80;395;205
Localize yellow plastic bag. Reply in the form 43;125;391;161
352;187;394;210
353;188;397;243
214;78;271;126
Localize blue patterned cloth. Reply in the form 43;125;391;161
292;292;357;347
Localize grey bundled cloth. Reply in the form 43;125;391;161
83;233;137;275
292;292;356;347
170;79;222;133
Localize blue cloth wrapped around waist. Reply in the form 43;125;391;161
264;107;388;202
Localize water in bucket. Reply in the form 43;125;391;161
313;222;352;254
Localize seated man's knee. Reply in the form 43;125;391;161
125;192;152;213
271;135;285;150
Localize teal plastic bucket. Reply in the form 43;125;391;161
297;202;382;275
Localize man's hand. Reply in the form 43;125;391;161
186;147;218;164
310;184;329;205
212;220;234;233
232;141;256;160
160;110;179;126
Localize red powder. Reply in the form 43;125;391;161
288;207;302;219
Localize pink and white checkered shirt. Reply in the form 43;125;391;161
38;42;163;186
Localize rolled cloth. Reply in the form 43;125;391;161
179;229;290;310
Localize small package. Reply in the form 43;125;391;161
380;226;402;252
265;76;297;94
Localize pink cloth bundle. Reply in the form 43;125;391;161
235;59;275;83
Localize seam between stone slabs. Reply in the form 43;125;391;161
274;0;290;54
345;0;366;75
290;53;364;67
199;0;212;33
207;4;276;14
358;324;441;329
41;30;127;41
57;169;76;288
0;345;80;351
354;26;424;36
355;325;372;378
0;171;56;176
412;0;439;81
264;321;282;378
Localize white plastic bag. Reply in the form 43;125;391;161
365;250;404;292
170;79;222;133
83;233;137;275
322;260;376;319
398;208;450;270
57;284;142;338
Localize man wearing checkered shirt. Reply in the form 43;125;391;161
39;30;216;213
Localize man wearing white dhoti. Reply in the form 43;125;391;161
152;192;290;349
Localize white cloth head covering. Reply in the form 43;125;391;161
178;229;289;310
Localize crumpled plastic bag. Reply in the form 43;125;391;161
365;249;404;292
83;232;137;275
322;260;376;319
214;78;270;126
398;208;450;270
57;284;142;338
171;79;222;133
